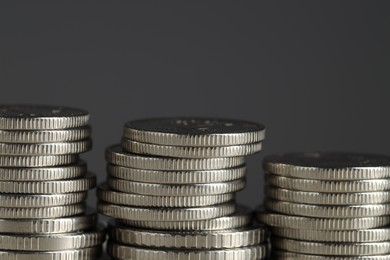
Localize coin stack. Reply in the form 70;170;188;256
98;118;270;259
0;105;105;259
257;152;390;259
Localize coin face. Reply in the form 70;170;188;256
0;105;89;129
0;105;88;119
265;152;390;169
124;117;265;146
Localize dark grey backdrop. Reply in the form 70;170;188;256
0;1;389;208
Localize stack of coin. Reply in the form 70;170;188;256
0;105;105;259
257;152;390;259
98;117;270;259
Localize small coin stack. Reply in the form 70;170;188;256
257;152;390;259
0;105;105;259
98;117;270;259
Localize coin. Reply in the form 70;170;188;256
0;154;78;167
122;139;262;158
0;203;85;218
97;184;234;207
0;105;89;130
256;211;390;230
273;251;390;260
108;243;268;260
122;207;252;230
0;126;91;143
266;186;390;205
0;224;105;251
0;247;101;260
98;202;235;221
272;237;390;255
0;192;87;207
265;199;390;218
0;161;87;180
106;145;245;170
264;152;390;180
107;177;245;196
0;211;97;234
0;172;95;193
123;117;265;146
110;225;267;249
107;164;246;184
271;227;390;242
266;174;390;193
0;139;92;155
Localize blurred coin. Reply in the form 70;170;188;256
0;105;89;130
0;154;78;167
0;172;95;194
264;152;390;180
0;161;87;180
265;199;390;218
0;139;91;155
266;174;390;193
272;237;390;256
266;186;390;205
0;126;91;143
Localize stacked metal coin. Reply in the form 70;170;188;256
98;117;270;259
257;152;390;259
0;105;105;259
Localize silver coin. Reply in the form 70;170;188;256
107;177;245;196
271;227;390;242
106;144;245;170
0;154;78;167
0;203;85;218
107;164;246;184
264;152;390;180
272;237;390;256
98;202;235;221
0;224;105;251
0;210;96;234
0;139;92;155
0;192;87;207
121;206;252;230
0;161;87;180
0;126;91;143
122;139;262;158
123;117;265;146
108;243;268;260
110;225;267;249
256;211;390;230
0;172;95;194
97;184;234;207
265;199;390;218
0;105;89;130
266;186;390;205
0;247;101;260
273;251;390;260
266;174;390;193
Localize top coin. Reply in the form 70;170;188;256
264;152;390;180
0;105;89;130
124;118;265;146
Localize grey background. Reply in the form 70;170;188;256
0;1;389;210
